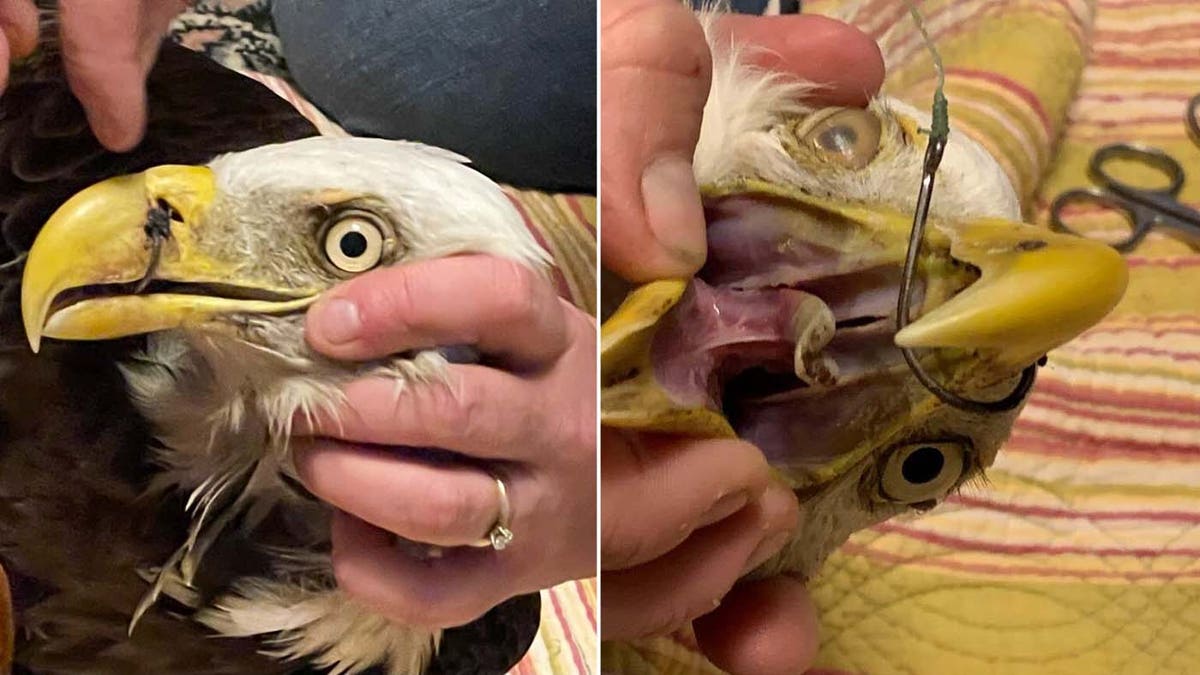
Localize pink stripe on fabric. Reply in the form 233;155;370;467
572;581;596;632
1125;256;1200;269
504;194;575;302
548;589;587;675
947;494;1200;524
1006;429;1200;462
873;521;1200;558
1029;394;1200;429
840;541;1200;580
1015;416;1200;452
948;67;1054;137
1066;344;1200;363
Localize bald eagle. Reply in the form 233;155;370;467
601;11;1127;579
0;10;545;675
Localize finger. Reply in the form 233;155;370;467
305;255;569;368
295;441;511;547
600;0;711;282
295;362;589;462
600;482;799;639
141;0;189;44
718;14;885;107
601;430;771;569
694;577;819;675
0;0;37;60
58;0;181;151
332;511;517;629
0;30;9;93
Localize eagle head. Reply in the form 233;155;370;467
600;15;1127;579
18;135;549;673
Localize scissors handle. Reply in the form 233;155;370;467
1089;143;1185;197
1049;187;1153;254
1088;142;1200;232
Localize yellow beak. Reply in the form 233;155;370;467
895;217;1128;368
21;166;321;352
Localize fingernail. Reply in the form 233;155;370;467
314;298;362;344
743;529;791;576
641;156;707;271
697;491;749;528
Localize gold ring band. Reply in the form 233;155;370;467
471;475;514;551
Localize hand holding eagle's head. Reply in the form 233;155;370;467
601;12;1127;579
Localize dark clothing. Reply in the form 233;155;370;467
273;0;596;193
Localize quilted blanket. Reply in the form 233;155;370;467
608;0;1200;673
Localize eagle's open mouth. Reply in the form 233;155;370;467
644;196;976;470
600;186;1126;485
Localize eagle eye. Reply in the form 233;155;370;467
796;108;882;170
322;210;389;273
879;441;967;504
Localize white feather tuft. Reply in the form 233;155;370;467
693;9;817;187
692;6;1020;221
197;582;438;675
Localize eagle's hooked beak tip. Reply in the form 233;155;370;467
894;218;1129;366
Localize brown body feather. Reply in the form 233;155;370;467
0;30;317;674
0;27;540;675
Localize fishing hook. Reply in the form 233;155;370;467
132;201;174;294
895;134;1040;414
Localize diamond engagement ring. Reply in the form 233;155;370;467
471;474;514;551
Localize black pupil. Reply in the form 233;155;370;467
340;231;369;258
901;446;945;485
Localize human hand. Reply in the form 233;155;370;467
0;0;187;151
293;254;597;629
600;1;884;672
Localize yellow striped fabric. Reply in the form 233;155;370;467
616;1;1200;673
239;72;599;675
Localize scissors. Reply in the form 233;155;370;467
1049;93;1200;253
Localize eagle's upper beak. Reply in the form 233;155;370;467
21;165;321;352
601;180;1128;441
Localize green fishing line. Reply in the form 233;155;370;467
905;0;949;140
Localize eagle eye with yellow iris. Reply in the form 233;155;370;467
317;205;398;275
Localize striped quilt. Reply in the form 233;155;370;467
613;0;1200;673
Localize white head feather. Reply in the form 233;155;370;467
209;136;550;269
693;11;1020;221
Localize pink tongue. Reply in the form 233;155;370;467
649;279;810;409
647;280;909;468
643;196;929;468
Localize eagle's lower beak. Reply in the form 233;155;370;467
601;183;1128;436
21;166;321;352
